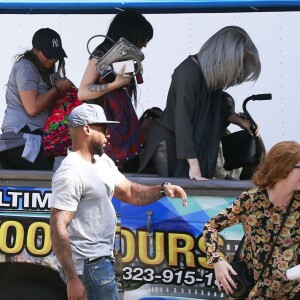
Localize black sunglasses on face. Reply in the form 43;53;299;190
89;124;108;135
294;166;300;168
99;126;108;135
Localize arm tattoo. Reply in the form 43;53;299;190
131;183;160;206
114;181;161;206
88;83;108;92
50;209;77;278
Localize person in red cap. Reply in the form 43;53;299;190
0;28;71;170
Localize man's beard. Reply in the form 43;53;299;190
91;140;104;157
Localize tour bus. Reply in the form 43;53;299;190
0;1;299;299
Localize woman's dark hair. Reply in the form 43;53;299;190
107;10;153;45
93;10;153;56
15;50;65;88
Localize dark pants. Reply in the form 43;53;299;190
0;145;54;170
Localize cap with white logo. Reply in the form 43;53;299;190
32;28;67;59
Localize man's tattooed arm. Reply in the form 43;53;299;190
50;208;78;281
114;181;161;206
114;179;187;206
88;83;109;92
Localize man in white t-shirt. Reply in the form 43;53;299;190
50;103;187;300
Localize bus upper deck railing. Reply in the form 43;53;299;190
0;169;255;197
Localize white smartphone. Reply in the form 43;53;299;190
112;60;135;74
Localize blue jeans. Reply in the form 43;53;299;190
59;257;119;300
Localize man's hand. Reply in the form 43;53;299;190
228;113;260;137
162;183;188;206
239;119;260;137
67;277;87;300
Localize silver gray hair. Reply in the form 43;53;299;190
198;26;261;91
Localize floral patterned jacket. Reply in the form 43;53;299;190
203;187;300;300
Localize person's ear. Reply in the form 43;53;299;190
82;125;91;136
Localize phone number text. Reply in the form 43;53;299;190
123;267;214;286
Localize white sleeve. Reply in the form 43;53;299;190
50;169;83;211
113;166;126;187
101;154;125;187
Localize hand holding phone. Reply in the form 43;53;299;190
50;72;62;87
112;60;135;74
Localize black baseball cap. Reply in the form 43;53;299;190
32;28;67;59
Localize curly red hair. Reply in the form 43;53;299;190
252;141;300;188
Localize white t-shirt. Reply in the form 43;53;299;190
51;151;125;274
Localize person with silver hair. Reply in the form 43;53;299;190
138;26;261;180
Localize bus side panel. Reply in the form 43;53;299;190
118;195;244;300
0;185;57;269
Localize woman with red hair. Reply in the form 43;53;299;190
203;141;300;299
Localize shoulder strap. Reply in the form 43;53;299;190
234;198;294;281
260;199;294;275
233;235;245;261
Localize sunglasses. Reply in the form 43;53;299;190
89;124;108;135
99;125;108;135
294;166;300;169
